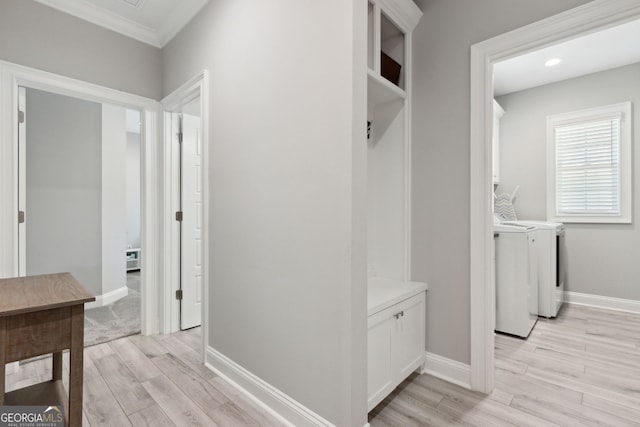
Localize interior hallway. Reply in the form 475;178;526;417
6;328;286;427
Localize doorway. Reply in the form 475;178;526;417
161;71;209;335
174;99;203;330
17;86;143;345
0;60;161;337
469;1;640;393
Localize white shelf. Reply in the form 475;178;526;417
368;277;428;316
367;69;406;107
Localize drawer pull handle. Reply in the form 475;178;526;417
393;311;405;319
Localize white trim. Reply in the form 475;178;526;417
160;71;210;356
374;0;422;33
469;0;640;393
403;27;414;281
140;106;162;336
84;286;128;310
6;362;19;375
565;291;640;314
0;60;161;336
33;0;208;48
422;352;472;390
205;346;335;427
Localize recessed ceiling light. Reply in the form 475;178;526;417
545;58;562;67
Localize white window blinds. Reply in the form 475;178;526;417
547;102;631;223
554;116;620;216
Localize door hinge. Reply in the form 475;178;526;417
175;211;183;221
178;132;183;143
176;289;183;300
18;211;25;224
18;111;25;124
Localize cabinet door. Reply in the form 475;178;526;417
391;293;425;380
367;308;393;411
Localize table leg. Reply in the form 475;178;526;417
0;317;5;405
68;305;84;427
53;351;63;381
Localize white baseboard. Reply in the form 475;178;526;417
564;291;640;314
422;351;471;389
85;285;128;309
205;346;336;427
6;361;19;375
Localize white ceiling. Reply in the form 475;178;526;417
494;18;640;96
34;0;209;48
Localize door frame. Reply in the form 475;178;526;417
0;60;162;335
469;0;640;393
160;71;209;345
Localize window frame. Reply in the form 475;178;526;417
546;102;632;224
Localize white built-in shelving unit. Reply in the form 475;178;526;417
366;0;428;412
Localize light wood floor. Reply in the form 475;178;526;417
7;304;640;426
5;327;287;427
369;303;640;426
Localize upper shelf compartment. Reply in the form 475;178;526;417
380;12;405;89
368;0;422;92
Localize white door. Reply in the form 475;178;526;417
18;86;26;276
180;112;203;329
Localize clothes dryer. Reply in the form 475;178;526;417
504;220;565;317
494;223;538;338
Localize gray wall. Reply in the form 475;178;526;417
0;0;162;99
126;132;141;249
411;0;592;365
26;88;102;296
496;62;640;301
163;1;367;425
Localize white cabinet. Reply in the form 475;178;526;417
368;309;393;408
126;248;141;271
367;280;427;411
366;0;426;412
493;100;504;184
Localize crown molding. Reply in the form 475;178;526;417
376;0;422;33
34;0;208;48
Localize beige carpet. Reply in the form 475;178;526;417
83;271;141;347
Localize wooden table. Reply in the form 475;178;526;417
0;273;95;427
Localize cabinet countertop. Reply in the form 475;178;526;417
368;277;428;316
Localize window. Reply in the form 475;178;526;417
547;102;632;223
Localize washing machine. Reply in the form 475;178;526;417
494;223;538;338
504;220;565;318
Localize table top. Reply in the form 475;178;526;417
0;273;95;317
